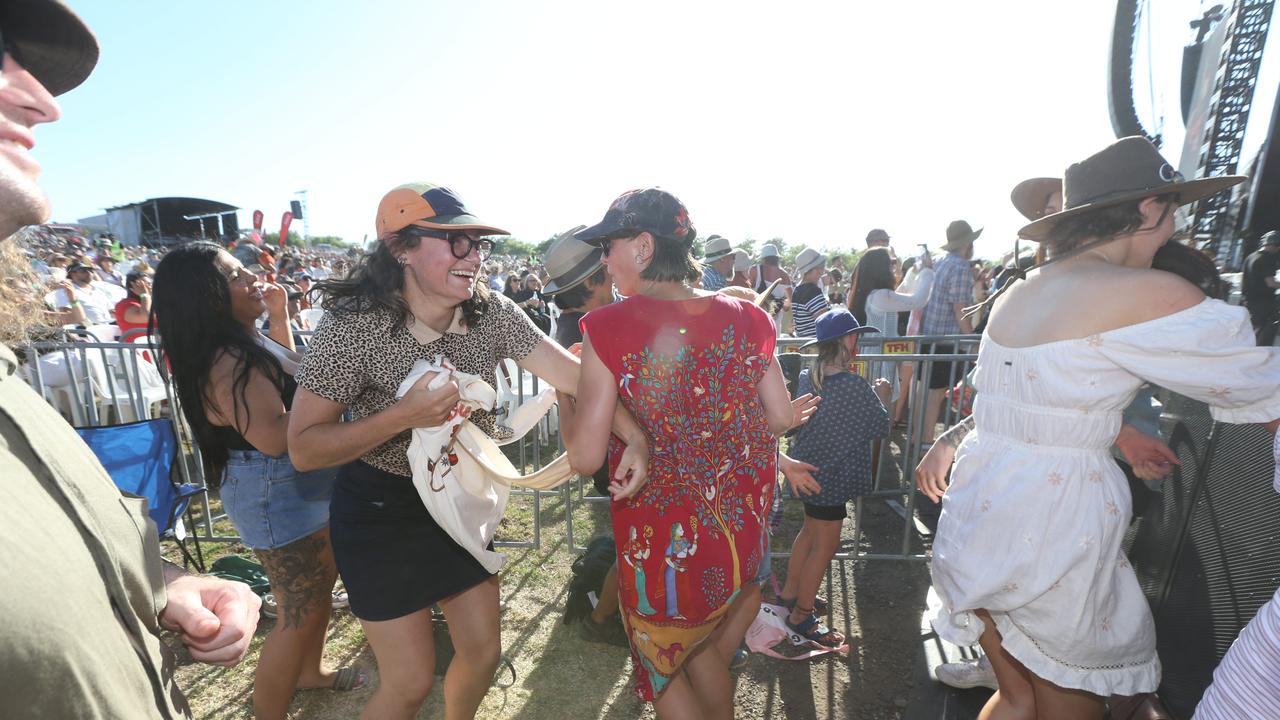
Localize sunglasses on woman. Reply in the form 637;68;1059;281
406;227;493;261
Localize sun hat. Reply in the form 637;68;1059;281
1;0;98;97
757;243;780;261
1010;177;1063;221
574;188;695;246
942;221;983;252
799;308;880;349
865;228;891;246
540;228;604;295
376;182;509;239
732;249;751;273
65;262;93;275
1018;136;1247;241
794;247;827;277
703;235;733;260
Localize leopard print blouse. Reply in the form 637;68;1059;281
295;293;544;478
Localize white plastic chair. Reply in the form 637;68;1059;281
493;358;521;425
298;308;325;329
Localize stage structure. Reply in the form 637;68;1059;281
1110;0;1278;268
79;197;240;247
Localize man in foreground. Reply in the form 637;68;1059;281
0;3;260;718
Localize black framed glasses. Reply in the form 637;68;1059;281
407;227;493;261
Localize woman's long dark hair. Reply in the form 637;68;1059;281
151;241;285;482
848;247;896;325
317;229;492;330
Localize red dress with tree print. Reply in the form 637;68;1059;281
581;293;778;701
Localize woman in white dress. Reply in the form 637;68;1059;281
915;136;1280;718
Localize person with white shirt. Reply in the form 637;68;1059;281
45;261;124;325
848;247;935;406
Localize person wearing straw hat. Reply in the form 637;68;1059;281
790;247;829;338
700;235;737;292
727;249;752;288
748;243;793;321
927;174;1183;695
917;219;982;444
541;227;614;349
536;229;630;646
916;136;1280;717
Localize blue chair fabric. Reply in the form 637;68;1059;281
74;418;205;570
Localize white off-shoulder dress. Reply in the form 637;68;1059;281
930;298;1280;696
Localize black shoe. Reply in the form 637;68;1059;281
579;615;630;648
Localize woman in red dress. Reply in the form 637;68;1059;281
559;188;807;718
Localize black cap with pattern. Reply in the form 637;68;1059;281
574;188;696;247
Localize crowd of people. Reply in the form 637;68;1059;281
7;3;1280;720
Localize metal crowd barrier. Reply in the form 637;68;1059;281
20;330;213;538
562;334;982;561
24;329;982;558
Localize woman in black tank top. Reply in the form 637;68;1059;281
153;242;360;719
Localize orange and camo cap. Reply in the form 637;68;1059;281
375;182;509;239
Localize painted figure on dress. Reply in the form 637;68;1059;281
624;525;657;616
664;521;698;620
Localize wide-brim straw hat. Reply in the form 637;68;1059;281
941;220;983;252
541;227;603;295
703;235;733;260
1018;136;1247;241
1010;177;1063;222
794;247;827;277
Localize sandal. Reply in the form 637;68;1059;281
261;590;352;620
332;667;370;692
785;611;845;649
778;594;829;614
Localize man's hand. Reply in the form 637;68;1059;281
779;453;821;497
1114;425;1180;482
159;572;261;667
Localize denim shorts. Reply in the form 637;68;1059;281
220;448;337;551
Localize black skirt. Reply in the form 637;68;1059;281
330;461;492;621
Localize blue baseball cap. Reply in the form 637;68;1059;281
799;309;880;349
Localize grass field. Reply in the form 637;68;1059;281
168;434;931;719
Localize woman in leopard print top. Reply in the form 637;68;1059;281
287;182;648;720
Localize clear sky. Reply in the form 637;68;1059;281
38;0;1193;261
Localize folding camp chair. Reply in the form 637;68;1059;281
75;418;206;571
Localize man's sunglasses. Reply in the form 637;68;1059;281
406;227;493;261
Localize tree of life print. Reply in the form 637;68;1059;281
617;323;775;592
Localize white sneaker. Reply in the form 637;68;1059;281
934;655;997;690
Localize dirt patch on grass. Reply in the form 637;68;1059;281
173;433;931;719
